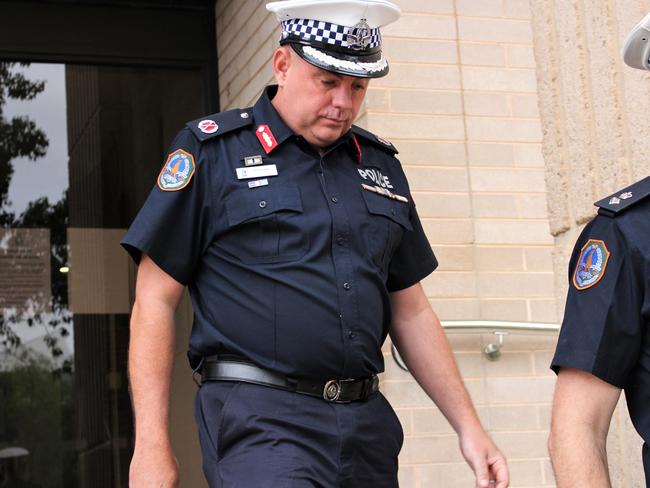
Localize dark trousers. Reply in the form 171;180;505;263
194;381;404;487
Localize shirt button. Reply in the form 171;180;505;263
343;282;351;290
336;236;345;246
391;208;396;216
259;200;267;208
331;196;339;203
348;331;356;339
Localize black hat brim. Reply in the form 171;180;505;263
288;42;389;78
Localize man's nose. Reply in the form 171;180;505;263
331;84;354;110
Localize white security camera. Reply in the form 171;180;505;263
622;12;650;70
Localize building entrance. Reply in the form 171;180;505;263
0;59;206;488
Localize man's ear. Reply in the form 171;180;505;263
273;46;292;86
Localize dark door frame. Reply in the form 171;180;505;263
0;0;219;112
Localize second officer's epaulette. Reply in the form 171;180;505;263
186;108;253;142
352;125;398;155
595;176;650;217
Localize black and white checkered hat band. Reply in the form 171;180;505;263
281;19;381;50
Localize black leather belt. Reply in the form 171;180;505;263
200;358;379;403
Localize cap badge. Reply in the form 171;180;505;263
609;196;621;205
347;19;372;50
619;191;633;199
573;239;610;291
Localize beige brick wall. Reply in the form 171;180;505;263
211;1;644;487
372;3;558;485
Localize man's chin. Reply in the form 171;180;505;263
309;125;349;147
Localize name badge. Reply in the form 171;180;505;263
236;164;278;180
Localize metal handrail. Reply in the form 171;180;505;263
391;320;560;370
439;320;559;333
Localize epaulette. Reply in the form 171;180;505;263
595;176;650;217
186;107;253;142
352;125;398;154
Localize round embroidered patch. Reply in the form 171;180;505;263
573;239;611;290
157;149;195;191
198;119;219;134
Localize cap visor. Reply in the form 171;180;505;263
290;43;389;78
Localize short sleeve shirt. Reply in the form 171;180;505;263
122;86;437;380
551;178;650;483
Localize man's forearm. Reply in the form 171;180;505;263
548;368;621;488
391;305;481;434
129;299;177;447
390;285;509;487
549;426;610;487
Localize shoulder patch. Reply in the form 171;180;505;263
186;108;253;142
158;149;195;191
594;176;650;217
573;239;611;290
352;125;398;154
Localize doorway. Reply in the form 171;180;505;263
0;59;207;488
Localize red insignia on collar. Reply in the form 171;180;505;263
352;134;362;164
256;125;279;154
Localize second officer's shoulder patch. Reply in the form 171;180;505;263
573;239;611;290
158;149;195;191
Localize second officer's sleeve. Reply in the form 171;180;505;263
551;216;645;388
121;128;213;286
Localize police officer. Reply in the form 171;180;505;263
123;1;509;487
549;13;650;487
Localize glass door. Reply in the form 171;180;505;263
0;61;204;488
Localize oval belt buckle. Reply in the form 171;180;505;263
323;380;342;402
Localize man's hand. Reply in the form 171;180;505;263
460;429;509;488
389;283;509;487
129;443;179;487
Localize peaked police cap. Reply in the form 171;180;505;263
266;0;401;78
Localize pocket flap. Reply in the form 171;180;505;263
226;183;303;227
361;189;413;231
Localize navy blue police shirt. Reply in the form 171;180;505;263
121;86;437;381
551;176;650;484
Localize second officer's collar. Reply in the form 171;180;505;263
253;85;362;162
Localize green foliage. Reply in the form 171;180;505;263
0;63;70;371
0;353;76;487
0;62;49;217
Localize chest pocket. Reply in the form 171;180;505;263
361;189;413;270
219;182;309;264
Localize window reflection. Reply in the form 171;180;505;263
0;61;204;487
0;62;74;488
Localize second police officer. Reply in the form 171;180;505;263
549;11;650;488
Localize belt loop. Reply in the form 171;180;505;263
360;377;370;400
362;375;378;400
192;357;205;388
285;377;298;392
